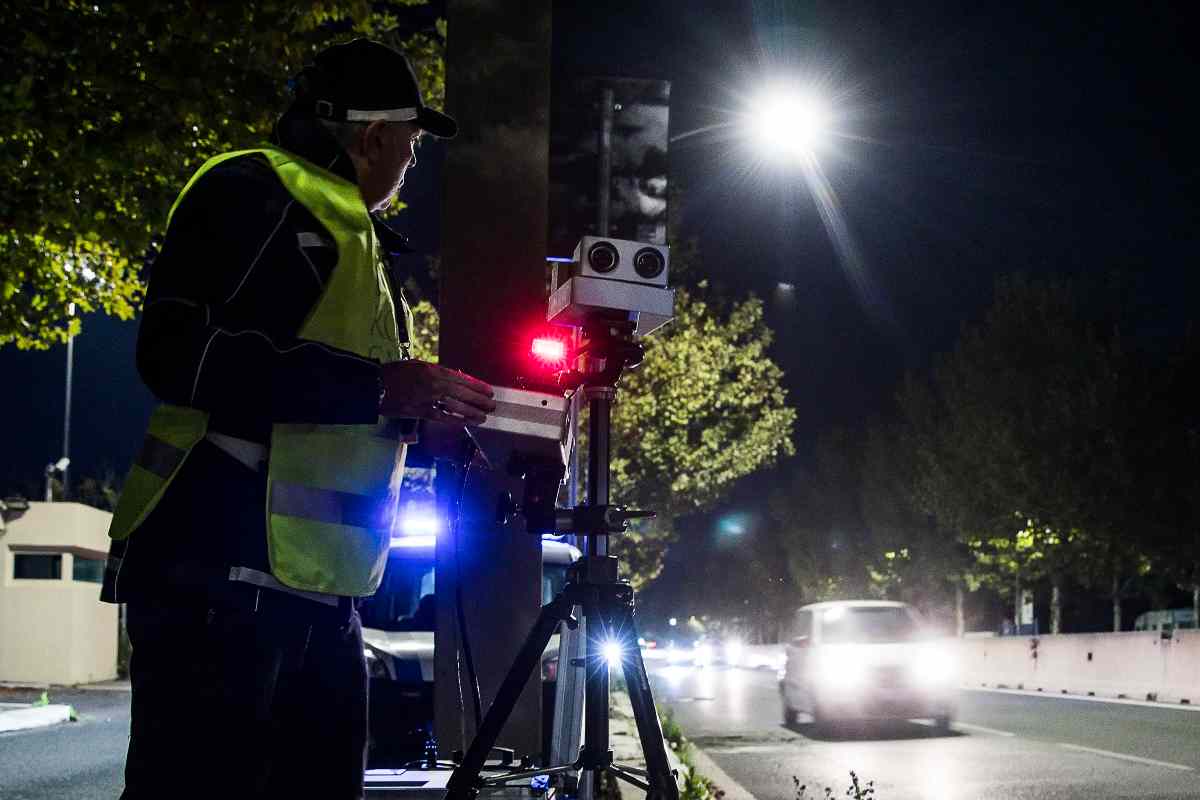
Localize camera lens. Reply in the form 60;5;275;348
588;242;620;273
633;247;665;280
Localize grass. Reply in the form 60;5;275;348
657;707;722;800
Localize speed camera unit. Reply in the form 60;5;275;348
548;236;674;336
573;236;669;287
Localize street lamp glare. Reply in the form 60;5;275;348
752;89;831;157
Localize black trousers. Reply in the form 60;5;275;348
121;597;368;799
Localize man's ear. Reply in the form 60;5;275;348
362;120;390;164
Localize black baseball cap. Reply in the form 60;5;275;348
294;38;457;138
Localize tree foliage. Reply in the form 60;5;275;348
759;273;1200;634
1;0;443;348
899;275;1142;627
609;287;796;586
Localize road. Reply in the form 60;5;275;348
0;687;128;800
4;672;1199;800
650;664;1200;800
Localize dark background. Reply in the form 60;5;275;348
3;3;1197;617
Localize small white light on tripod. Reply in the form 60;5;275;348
602;640;623;668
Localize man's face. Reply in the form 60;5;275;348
358;121;422;211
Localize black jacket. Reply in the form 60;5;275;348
102;116;413;605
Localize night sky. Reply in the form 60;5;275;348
3;2;1198;526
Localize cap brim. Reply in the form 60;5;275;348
416;106;457;139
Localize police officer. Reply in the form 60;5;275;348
101;40;496;799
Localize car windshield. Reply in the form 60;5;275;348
359;554;570;632
821;606;919;644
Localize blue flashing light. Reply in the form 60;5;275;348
390;534;437;549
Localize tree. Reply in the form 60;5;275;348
410;290;796;588
765;431;873;607
899;274;1144;632
860;419;971;632
1;1;443;349
608;286;796;586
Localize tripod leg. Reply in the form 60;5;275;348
446;596;572;800
617;608;680;800
580;596;610;769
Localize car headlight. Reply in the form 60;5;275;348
913;646;956;686
817;646;869;689
724;639;744;667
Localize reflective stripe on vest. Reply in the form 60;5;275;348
108;145;409;597
270;480;390;530
108;405;209;541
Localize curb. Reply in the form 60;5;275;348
0;704;73;733
608;690;757;800
687;744;757;800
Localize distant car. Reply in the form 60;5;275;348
359;537;580;767
640;628;716;667
1133;608;1197;633
779;600;956;730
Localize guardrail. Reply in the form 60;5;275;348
956;630;1199;705
727;633;1199;706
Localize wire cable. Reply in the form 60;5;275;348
449;446;484;731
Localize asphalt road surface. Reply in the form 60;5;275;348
5;673;1199;800
650;664;1200;800
0;687;129;800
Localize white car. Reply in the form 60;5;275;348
359;537;580;766
779;600;956;730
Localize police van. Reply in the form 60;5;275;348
359;536;580;767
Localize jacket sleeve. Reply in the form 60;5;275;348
136;157;382;430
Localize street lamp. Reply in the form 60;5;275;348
749;86;832;162
44;457;70;502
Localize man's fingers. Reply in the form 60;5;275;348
438;380;498;413
437;367;495;397
433;396;488;426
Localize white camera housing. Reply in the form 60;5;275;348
548;237;675;337
572;236;669;287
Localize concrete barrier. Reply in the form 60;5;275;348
957;630;1198;705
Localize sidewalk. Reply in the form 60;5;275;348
0;678;128;733
609;690;685;798
609;690;756;800
0;699;74;733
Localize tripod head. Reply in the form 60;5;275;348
559;318;645;392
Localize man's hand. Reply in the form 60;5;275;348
378;360;496;425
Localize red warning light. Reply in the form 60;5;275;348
531;336;567;364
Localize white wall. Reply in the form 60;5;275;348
0;502;117;685
957;630;1199;705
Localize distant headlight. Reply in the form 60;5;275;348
913;645;956;686
816;646;869;690
724;639;744;667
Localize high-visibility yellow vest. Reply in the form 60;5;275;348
108;145;410;597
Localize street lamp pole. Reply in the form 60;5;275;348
62;320;74;499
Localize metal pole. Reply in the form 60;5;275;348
597;87;614;237
583;388;614;771
62;330;74;499
586;389;613;557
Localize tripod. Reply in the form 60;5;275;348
445;323;679;800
